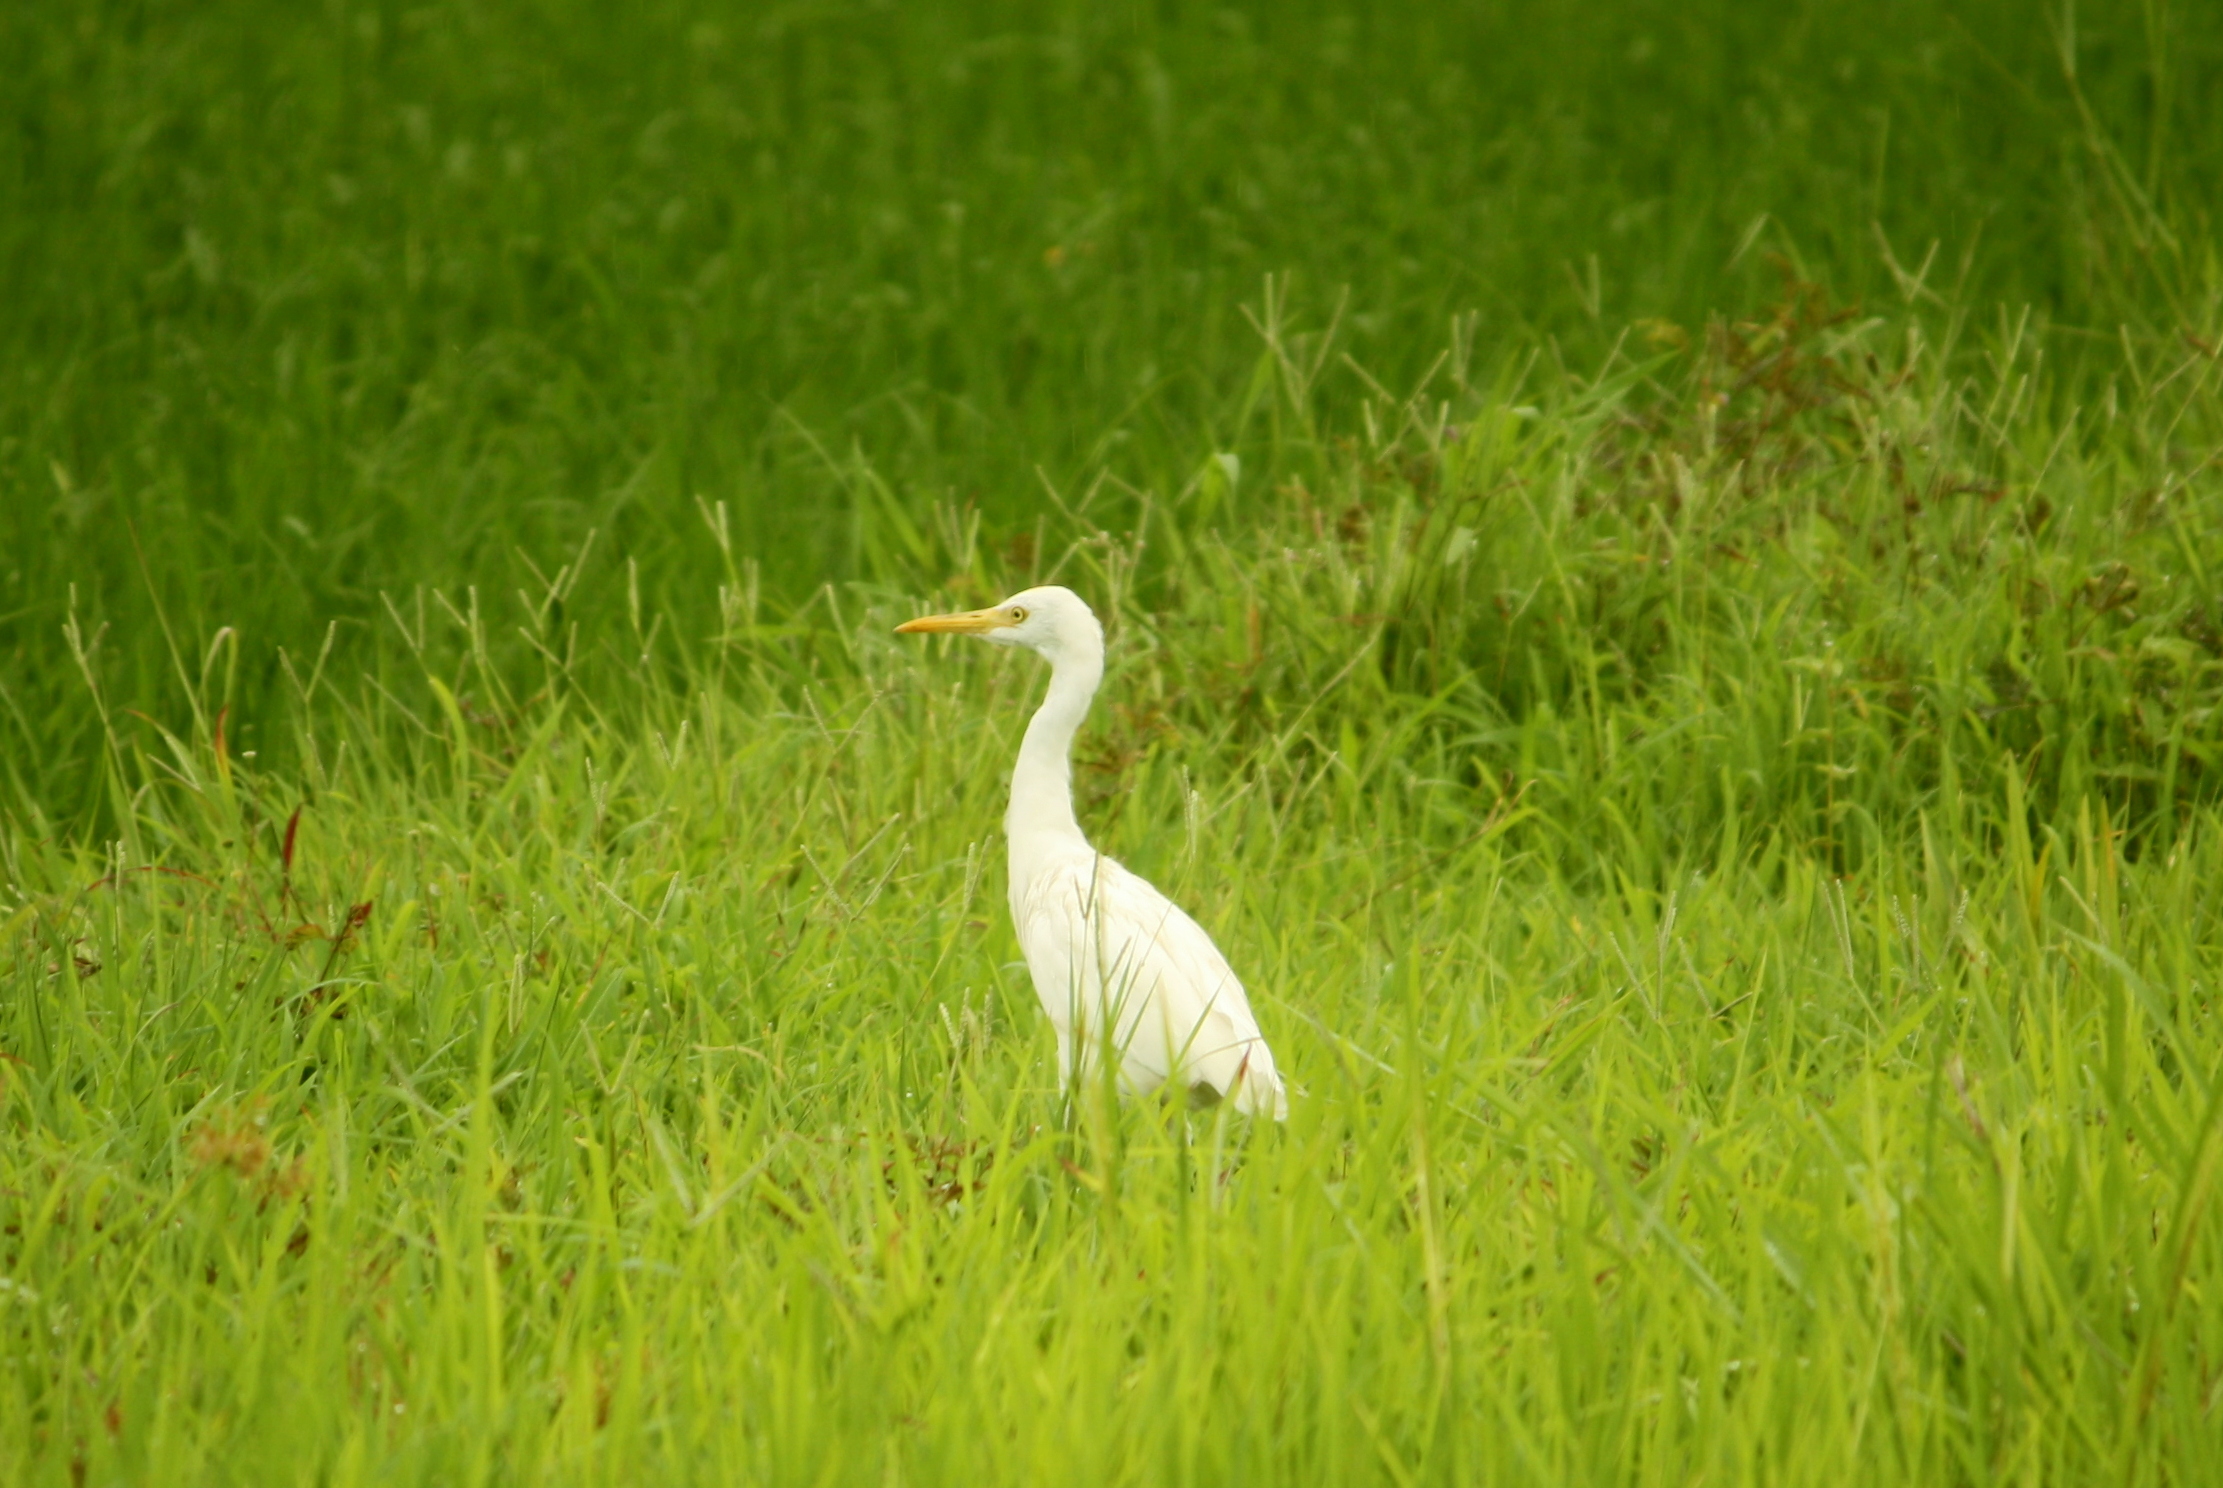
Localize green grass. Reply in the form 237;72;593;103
9;298;2223;1482
6;0;2223;1483
6;0;2222;812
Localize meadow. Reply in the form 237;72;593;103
5;0;2223;1482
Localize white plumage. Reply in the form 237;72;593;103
898;585;1287;1118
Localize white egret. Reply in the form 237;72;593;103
898;586;1288;1118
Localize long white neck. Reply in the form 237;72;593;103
1004;642;1102;876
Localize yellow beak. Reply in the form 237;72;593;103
894;607;1015;636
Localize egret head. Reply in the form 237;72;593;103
896;585;1102;664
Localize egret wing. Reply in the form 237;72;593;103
1012;850;1286;1117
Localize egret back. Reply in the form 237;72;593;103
1011;845;1287;1118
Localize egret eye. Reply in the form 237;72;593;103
1010;607;1028;622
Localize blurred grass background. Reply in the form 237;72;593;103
4;0;2220;817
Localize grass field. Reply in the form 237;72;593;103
6;1;2223;1483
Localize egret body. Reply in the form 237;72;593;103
898;586;1287;1118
